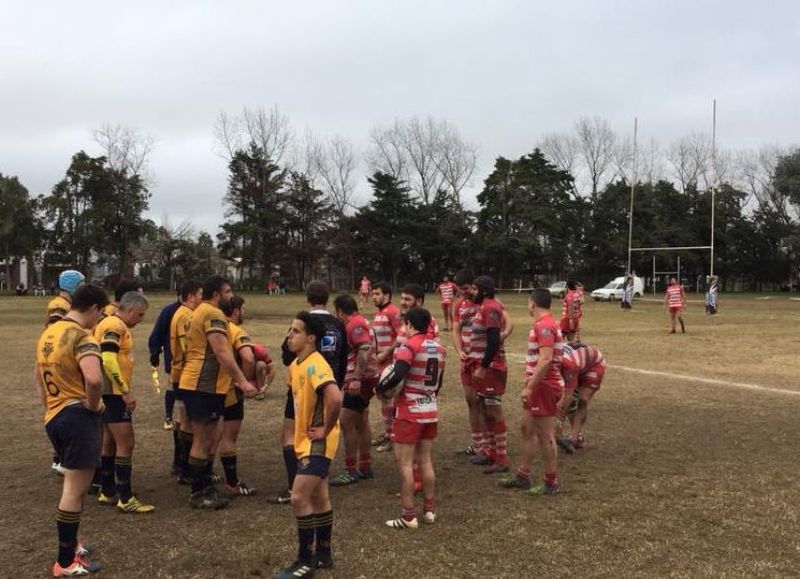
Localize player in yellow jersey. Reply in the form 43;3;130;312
102;279;143;318
168;280;203;483
94;291;154;514
36;284;108;576
275;312;343;578
179;276;256;509
217;295;274;496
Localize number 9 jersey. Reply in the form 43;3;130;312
36;319;102;424
392;333;446;424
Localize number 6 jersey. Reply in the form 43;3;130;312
392;333;446;423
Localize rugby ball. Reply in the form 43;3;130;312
378;362;404;399
252;343;270;364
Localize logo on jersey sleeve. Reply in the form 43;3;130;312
321;334;336;352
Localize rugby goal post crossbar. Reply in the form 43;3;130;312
629;245;713;295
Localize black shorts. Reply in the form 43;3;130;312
46;404;102;470
284;389;295;420
172;383;183;401
343;393;370;413
102;394;132;423
223;398;244;422
182;390;225;423
296;455;331;479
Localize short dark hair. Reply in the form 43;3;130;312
566;280;577;291
295;310;327;345
72;284;110;312
454;269;474;286
333;294;358;315
403;307;431;333
373;281;392;298
203;276;230;300
114;279;143;303
401;283;425;304
530;288;552;309
305;280;330;306
179;279;203;302
221;295;245;317
474;275;495;298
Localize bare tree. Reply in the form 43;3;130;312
667;132;711;192
93;123;154;180
214;105;294;163
432;120;477;204
575;116;617;198
539;132;578;175
305;132;359;215
639;138;664;184
366;119;410;183
736;145;793;218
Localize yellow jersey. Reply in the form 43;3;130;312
103;303;118;318
46;295;71;326
179;302;232;395
36;319;102;424
288;351;340;460
224;322;254;407
94;314;134;395
169;304;193;385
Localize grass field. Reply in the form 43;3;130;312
2;291;800;578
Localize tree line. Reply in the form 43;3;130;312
1;110;798;292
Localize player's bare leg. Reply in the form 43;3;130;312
387;442;418;528
499;414;536;490
417;440;436;523
555;387;576;454
330;409;361;486
570;387;597;448
529;415;559;495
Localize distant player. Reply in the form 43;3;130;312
275;312;342;578
560;280;582;341
370;282;404;452
179;276;256;509
217;295;272;496
468;276;510;474
665;277;687;333
705;275;719;315
95;291;155;513
147;287;182;432
103;279;143;318
499;288;565;495
435;275;458;332
36;284;109;576
377;307;445;529
330;294;379;486
168;280;204;483
272;281;347;505
359;276;372;309
558;342;605;452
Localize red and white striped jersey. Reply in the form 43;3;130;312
453;297;479;355
524;312;565;388
359;278;371;294
561;344;605;375
344;313;377;383
393;333;446;423
395;316;439;348
665;285;684;308
372;302;403;356
468;298;506;372
437;281;457;304
562;289;582;320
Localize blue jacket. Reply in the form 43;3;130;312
148;300;181;373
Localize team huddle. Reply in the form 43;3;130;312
35;269;609;578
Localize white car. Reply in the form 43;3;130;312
548;281;567;299
591;276;643;301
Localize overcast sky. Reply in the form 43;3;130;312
2;1;798;235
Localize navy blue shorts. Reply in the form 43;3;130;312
172;383;183;401
46;404;102;470
284;389;295;420
101;394;132;423
223;398;244;422
296;455;331;479
182;390;225;423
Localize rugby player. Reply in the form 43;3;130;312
330;294;378;486
358;275;371;309
377;307;445;529
499;288;565;495
276;312;342;578
665;277;686;333
557;342;605;453
435;275;458;331
36;284;108;576
560;280;582;341
179;276;256;509
103;279;143;319
147;287;182;432
370;281;403;451
95;291;155;513
271;281;347;505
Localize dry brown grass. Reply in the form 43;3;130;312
2;292;799;577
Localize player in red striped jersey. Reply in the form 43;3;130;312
377;307;446;529
359;276;372;309
468;276;511;474
330;295;379;486
500;288;565;495
560;280;583;341
435;275;458;332
558;342;605;452
664;277;686;334
370;282;404;452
